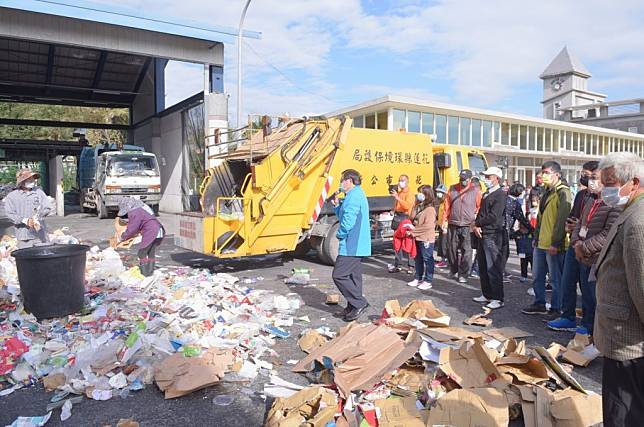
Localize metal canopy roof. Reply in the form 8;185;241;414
0;36;150;107
0;0;261;44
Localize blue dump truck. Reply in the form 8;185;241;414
78;144;161;218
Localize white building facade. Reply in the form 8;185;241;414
328;95;644;187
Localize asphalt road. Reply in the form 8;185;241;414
0;209;602;426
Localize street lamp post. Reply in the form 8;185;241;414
237;0;252;130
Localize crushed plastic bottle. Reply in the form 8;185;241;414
212;394;235;406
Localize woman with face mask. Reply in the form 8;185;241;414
4;169;53;249
406;186;437;291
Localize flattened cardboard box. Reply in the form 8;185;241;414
265;386;338;427
293;323;422;398
427;387;509;427
375;397;425;427
153;348;234;399
438;340;509;389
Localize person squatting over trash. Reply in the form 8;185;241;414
331;169;371;322
4;168;52;249
116;196;165;277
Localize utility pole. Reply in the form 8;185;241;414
237;0;252;130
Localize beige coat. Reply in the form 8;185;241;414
593;196;644;361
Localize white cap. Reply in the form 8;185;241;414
482;166;503;178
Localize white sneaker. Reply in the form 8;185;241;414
472;295;489;303
407;279;420;287
458;277;468;284
417;281;433;290
527;288;535;296
486;300;504;310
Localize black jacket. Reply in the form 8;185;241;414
475;188;508;235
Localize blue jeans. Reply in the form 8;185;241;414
561;247;596;333
415;241;435;282
532;247;565;311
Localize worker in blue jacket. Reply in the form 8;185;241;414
331;169;372;321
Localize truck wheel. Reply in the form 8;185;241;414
98;197;108;219
292;238;311;258
79;204;88;214
319;222;339;265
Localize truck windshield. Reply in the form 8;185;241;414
468;153;487;176
107;155;158;176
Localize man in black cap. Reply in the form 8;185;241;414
441;169;482;283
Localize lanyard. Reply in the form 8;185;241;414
585;199;602;223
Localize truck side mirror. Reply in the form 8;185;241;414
434;153;451;169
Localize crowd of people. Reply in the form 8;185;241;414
331;153;643;426
4;154;643;426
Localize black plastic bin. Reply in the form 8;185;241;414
12;244;90;320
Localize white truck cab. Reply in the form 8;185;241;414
79;145;161;218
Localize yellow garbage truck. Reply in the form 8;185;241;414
176;116;488;264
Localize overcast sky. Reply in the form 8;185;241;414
100;0;644;121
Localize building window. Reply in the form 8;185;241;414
586;135;593;155
460;117;471;146
353;115;364;128
377;111;388;130
542;129;550;152
501;123;510;145
448;116;459;145
435;114;447;144
546;129;563;152
393;109;406;131
493;122;501;143
482;120;492;147
365;113;376;129
510;124;519;147
422;112;434;134
534;127;543;152
528;126;536;151
519;125;527;150
408;111;421;133
628;126;638;133
472;119;482;147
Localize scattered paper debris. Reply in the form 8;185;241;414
297;329;328;354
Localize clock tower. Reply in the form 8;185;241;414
540;47;606;120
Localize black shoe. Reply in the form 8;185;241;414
343;303;370;322
542;309;562;322
333;305;353;318
522;303;548;315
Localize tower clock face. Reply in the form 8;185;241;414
551;78;563;91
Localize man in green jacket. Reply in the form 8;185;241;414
522;161;571;317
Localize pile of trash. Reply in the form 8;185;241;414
0;232;303;423
266;298;603;427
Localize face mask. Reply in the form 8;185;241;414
579;175;589;187
541;173;553;186
460;179;468;187
23;181;36;189
398;181;407;189
483;178;493;188
601;185;629;207
588;179;600;193
416;193;425;202
437;193;444;199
